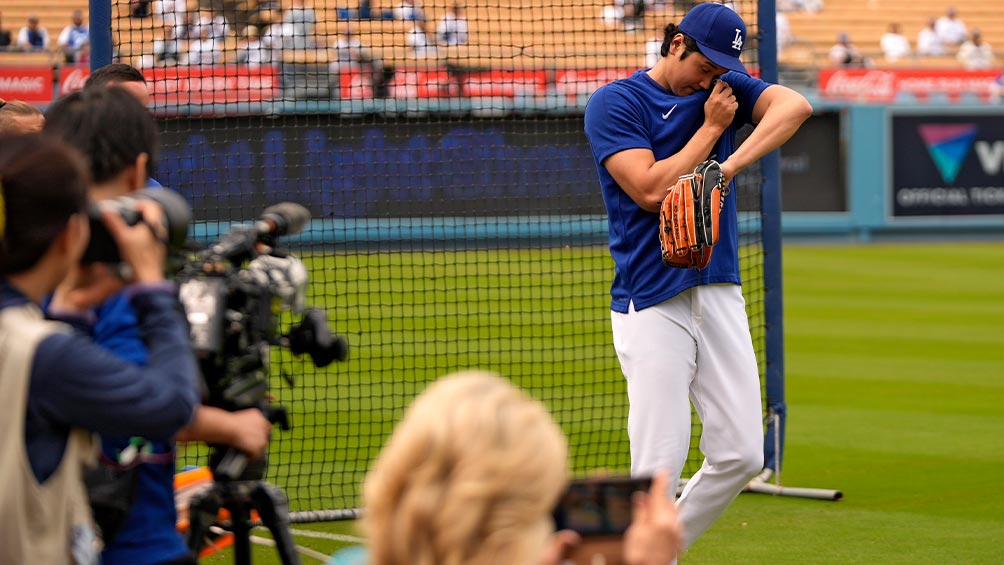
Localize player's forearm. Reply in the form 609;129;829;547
639;124;725;212
723;96;812;178
659;123;726;180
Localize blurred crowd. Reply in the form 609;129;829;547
774;4;997;70
0;9;91;64
0;0;473;78
126;0;473;68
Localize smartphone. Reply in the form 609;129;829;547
552;476;652;537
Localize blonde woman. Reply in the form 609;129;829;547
328;371;680;565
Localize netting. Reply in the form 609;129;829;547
102;0;767;515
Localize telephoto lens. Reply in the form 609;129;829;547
81;188;191;265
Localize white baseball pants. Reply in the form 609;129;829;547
611;284;764;551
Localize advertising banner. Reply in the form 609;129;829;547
891;112;1004;217
144;65;279;105
385;67;454;98
461;69;548;98
347;67;663;101
56;65;279;106
819;69;1002;102
0;66;54;103
553;68;634;101
375;67;549;99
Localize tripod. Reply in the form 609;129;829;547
185;426;302;565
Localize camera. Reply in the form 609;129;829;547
81;188;192;265
552;476;652;537
82;191;347;482
175;202;348;481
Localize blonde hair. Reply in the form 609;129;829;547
362;371;568;565
0;100;44;135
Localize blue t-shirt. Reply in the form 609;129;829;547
584;69;769;313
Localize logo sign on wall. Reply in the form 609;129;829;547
0;66;54;103
891;113;1004;217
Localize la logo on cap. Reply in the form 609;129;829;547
678;3;749;75
732;29;743;51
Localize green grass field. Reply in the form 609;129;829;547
195;242;1004;564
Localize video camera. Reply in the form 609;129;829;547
176;201;349;481
85;191;348;482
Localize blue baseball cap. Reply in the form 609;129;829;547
678;3;748;75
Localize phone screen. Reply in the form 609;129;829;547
552;476;652;536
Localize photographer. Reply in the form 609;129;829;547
0;134;198;564
44;87;273;565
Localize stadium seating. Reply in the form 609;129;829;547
2;0;1001;73
781;0;1004;69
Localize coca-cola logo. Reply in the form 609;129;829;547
60;67;89;94
820;70;896;99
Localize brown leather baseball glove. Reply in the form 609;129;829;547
659;159;728;270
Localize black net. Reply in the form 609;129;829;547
104;0;766;514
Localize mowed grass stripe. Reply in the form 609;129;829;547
791;374;1003;416
785;353;1003;387
786;443;1004;517
688;495;1004;564
787;403;1004;461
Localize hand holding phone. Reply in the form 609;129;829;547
548;473;680;565
550;477;645;565
552;476;652;537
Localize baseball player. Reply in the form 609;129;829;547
583;3;812;552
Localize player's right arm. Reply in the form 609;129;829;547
719;83;812;186
599;82;737;213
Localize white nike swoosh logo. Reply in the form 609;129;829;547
662;105;678;119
